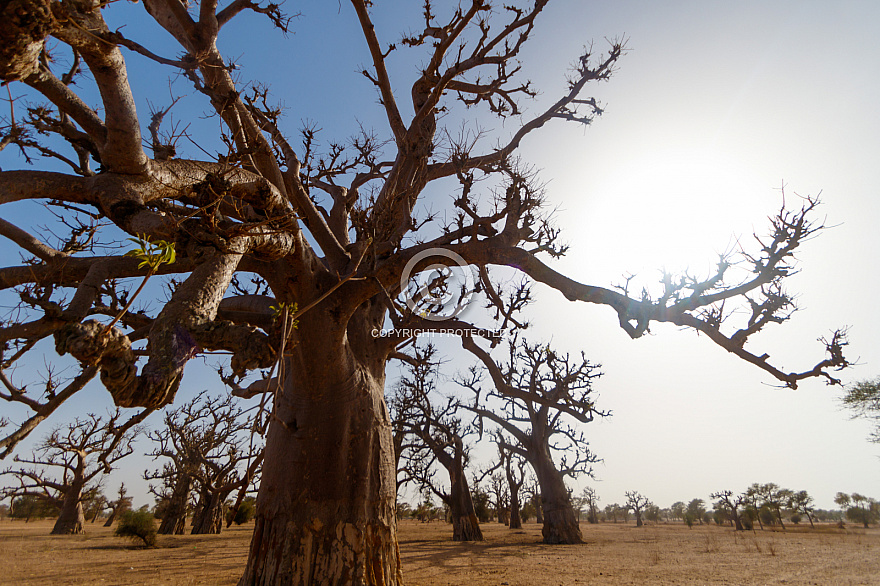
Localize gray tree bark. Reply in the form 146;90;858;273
52;481;85;535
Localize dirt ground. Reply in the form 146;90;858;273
0;519;878;585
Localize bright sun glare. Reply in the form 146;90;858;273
580;147;776;281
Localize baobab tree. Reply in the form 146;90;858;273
495;432;528;530
710;489;746;531
145;396;210;535
460;335;606;543
484;472;510;525
390;344;483;541
147;461;190;535
145;391;262;535
580;486;600;524
0;0;851;582
0;411;142;534
625;491;651;528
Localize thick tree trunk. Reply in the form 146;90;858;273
731;510;744;531
448;467;483;541
191;490;224;535
533;453;581;544
509;488;522;530
239;355;401;586
103;503;129;527
52;486;85;535
158;477;190;535
159;510;186;534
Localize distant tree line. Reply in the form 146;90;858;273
1;392;262;538
394;482;878;533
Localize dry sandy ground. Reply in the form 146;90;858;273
0;519;878;585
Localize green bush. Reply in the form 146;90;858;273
758;506;776;527
226;497;256;526
114;510;157;547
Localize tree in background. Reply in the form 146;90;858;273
413;495;441;523
619;504;631;524
495;432;528;530
625;491;651;528
82;487;107;523
841;379;880;444
226;496;256;526
788;490;817;529
146;461;190;535
644;504;662;525
485;472;510;525
461;336;605;543
743;486;766;530
604;504;620;523
0;0;852;581
686;499;706;527
145;392;261;535
145;394;217;535
1;412;142;534
711;490;747;531
524;479;543;525
669;502;686;523
581;486;600;525
390;344;483;541
9;495;58;522
470;484;492;524
835;492;879;528
752;483;792;530
103;482;132;527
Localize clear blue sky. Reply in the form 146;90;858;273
2;1;879;512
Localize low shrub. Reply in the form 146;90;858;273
114;509;157;547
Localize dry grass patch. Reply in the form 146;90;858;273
1;519;878;585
